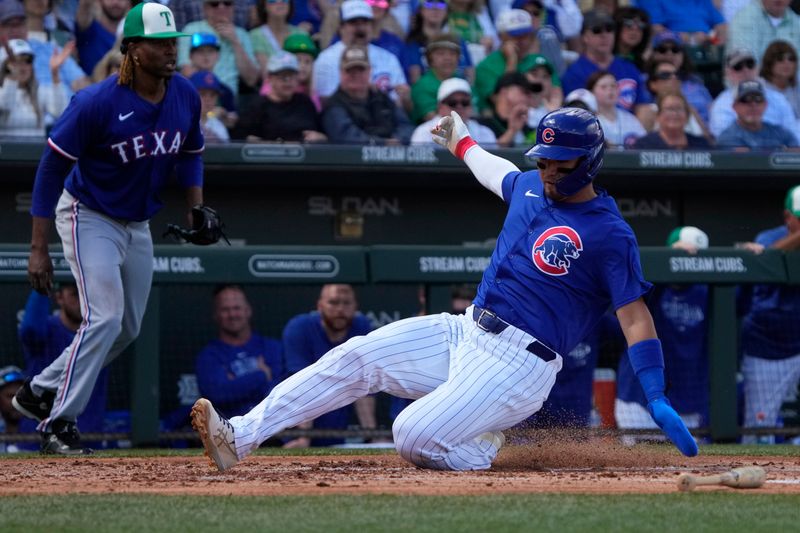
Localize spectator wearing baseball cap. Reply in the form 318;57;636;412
281;33;320;110
0;38;69;137
402;1;475;86
474;9;561;113
709;48;797;139
508;0;584;43
410;77;496;145
190;71;231;143
177;0;259;97
249;0;308;78
235;51;325;142
187;33;238;124
477;72;535;147
637;0;725;46
738;185;800;444
312;0;409;109
322;44;414;144
561;9;653;127
564;88;597;113
519;54;560;125
717;80;799;150
649;30;714;124
410;33;463;123
0;366;25;447
0;0;90;93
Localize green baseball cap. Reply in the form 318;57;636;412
667;226;709;249
283;33;319;58
785;185;800;217
123;3;188;40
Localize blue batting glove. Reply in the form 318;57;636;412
647;397;699;457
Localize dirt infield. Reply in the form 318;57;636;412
3;441;799;496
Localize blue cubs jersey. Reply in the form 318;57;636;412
561;56;652;111
195;334;284;418
474;170;652;356
741;225;800;359
42;74;204;221
282;311;373;445
616;284;709;420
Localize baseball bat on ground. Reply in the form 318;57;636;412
677;466;766;492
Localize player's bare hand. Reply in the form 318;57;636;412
50;41;75;71
302;130;327;142
431;110;470;155
508;104;528;131
500;40;518;66
735;242;765;254
28;247;54;295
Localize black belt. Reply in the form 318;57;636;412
472;306;558;363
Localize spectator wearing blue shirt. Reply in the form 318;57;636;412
561;9;653;126
18;285;108;435
738;186;800;444
0;366;26;453
0;0;90;93
282;284;374;447
717;80;800;150
636;0;727;46
195;285;284;418
75;0;131;76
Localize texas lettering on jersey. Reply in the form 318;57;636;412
532;225;583;276
111;130;185;163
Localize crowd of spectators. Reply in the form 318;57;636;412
2;0;800;148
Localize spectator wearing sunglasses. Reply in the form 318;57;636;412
649;31;713;124
403;0;474;85
612;6;650;71
178;0;260;98
411;77;495;144
169;0;254;33
313;0;409;108
250;0;307;77
730;0;800;64
0;366;25;451
0;38;68;137
760;40;800;122
477;71;534;146
322;44;414;144
475;9;561;113
717;80;799;149
636;0;726;46
561;9;652;126
90;47;123;83
74;0;131;75
709;48;797;139
410;33;463;122
645;60;712;141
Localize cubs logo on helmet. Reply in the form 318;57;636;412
532;226;583;276
541;127;555;143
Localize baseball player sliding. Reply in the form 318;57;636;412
192;107;698;472
13;3;224;455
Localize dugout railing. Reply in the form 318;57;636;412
0;244;797;446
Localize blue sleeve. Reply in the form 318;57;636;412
635;0;663;25
501;170;523;203
18;291;52;342
636;70;653;105
282;316;315;375
263;337;286;384
30;145;75;218
48;88;98;160
560;63;582;95
353;314;374;336
459;39;473;68
195;345;269;405
182;84;205;154
705;0;724;26
603;231;654;311
175;153;203;188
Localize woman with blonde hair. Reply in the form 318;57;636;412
0;39;70;137
91;48;124;83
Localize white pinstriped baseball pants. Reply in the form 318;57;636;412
230;306;562;470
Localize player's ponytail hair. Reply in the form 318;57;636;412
117;39;136;86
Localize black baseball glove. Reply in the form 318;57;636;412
163;205;230;245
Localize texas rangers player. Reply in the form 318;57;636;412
12;3;207;455
191;108;698;472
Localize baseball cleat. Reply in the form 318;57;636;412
478;431;506;452
12;378;55;422
41;420;93;455
191;398;238;471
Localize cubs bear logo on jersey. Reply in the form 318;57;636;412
532;225;583;276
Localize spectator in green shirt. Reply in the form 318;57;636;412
474;9;560;114
410;33;462;123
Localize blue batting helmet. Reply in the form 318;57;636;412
524;107;605;196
